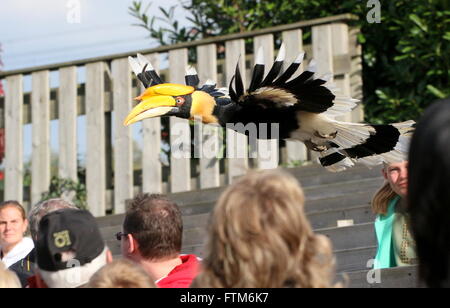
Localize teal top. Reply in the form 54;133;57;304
373;195;400;269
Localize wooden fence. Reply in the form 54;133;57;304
0;14;363;216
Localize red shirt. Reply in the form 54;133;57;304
157;254;200;288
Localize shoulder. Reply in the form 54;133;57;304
376;196;400;221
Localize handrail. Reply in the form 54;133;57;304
0;14;357;78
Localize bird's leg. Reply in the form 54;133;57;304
314;130;337;139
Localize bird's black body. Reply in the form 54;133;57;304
212;101;300;140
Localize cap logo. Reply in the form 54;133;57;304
53;230;72;248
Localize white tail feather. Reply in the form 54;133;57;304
331;121;375;149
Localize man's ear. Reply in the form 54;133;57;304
127;234;138;255
106;249;113;264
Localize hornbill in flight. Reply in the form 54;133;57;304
124;45;414;171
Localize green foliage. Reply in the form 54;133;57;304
129;0;450;123
358;0;450;123
129;1;202;45
40;177;87;210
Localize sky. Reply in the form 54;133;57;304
0;0;190;167
1;0;189;70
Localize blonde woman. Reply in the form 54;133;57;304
372;161;417;269
0;262;21;288
191;169;337;288
0;201;35;287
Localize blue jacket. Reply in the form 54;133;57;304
374;195;400;269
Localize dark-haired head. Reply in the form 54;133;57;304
123;194;182;260
408;99;450;288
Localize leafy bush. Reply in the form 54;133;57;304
129;0;449;123
40;176;87;210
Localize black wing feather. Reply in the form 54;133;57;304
234;63;245;98
248;64;264;92
260;60;283;87
273;62;301;86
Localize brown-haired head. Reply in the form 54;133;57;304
0;201;26;221
123;194;182;260
87;259;156;288
192;169;337;288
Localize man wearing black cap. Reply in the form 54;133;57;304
35;209;112;288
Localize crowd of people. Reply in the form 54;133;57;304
0;99;449;288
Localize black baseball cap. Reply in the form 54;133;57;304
36;209;105;272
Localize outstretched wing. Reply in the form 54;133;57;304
229;43;359;117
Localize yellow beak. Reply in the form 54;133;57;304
123;96;177;126
136;83;194;100
124;83;195;126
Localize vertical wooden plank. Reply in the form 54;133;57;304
254;35;279;170
282;29;305;77
5;75;23;204
142;53;162;194
196;44;220;189
331;23;352;123
169;49;191;193
31;71;51;207
282;30;308;166
112;58;133;214
312;25;334;76
225;39;248;183
349;27;364;123
86;62;106;216
311;25;334;164
58;67;78;182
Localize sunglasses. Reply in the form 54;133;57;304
115;232;130;241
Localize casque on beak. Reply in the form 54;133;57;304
123;96;178;126
123;83;195;126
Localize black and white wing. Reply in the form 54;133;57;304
229;43;358;116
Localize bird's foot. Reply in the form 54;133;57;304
314;131;338;139
304;140;327;152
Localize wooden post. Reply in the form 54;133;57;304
282;29;308;166
254;35;279;170
331;23;352;123
112;58;133;214
5;75;24;204
58;67;78;182
196;44;220;189
312;25;334;77
31;71;51;207
142;53;162;194
169;49;191;193
225;39;248;183
349;27;364;122
311;24;334;164
86;62;106;216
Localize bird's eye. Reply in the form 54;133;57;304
176;97;185;106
